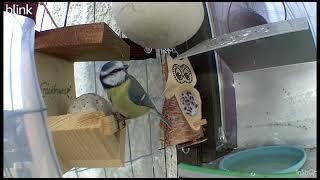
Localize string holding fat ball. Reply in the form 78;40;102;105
39;2;58;28
161;49;180;96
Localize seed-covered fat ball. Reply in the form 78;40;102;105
68;93;113;116
180;90;198;116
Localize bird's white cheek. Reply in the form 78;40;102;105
101;70;111;76
102;78;112;85
103;71;126;86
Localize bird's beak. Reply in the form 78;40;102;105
124;64;129;70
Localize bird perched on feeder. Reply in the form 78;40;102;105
99;61;172;128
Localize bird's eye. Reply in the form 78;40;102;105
110;68;122;74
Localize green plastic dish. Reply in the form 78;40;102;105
219;145;306;174
178;163;299;178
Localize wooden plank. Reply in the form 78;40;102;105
35;52;76;116
35;23;130;61
47;112;125;169
176;138;207;150
165;146;178;178
48;112;118;136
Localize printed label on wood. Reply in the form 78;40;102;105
35;52;76;116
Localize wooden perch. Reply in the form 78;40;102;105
48;111;118;136
35;23;130;61
193;119;207;127
47;111;126;173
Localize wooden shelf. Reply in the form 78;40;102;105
35;23;130;61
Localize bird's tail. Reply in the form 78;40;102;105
152;109;172;128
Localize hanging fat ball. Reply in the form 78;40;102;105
111;2;204;49
68;93;114;115
99;61;172;128
68;93;127;127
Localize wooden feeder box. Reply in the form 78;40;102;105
34;23;130;173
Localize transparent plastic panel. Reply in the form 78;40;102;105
3;12;61;178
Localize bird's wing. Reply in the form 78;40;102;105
127;75;173;128
127;75;155;109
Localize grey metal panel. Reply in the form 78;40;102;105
174;18;316;73
219;58;237;148
217;28;316;72
206;2;227;151
234;61;316;149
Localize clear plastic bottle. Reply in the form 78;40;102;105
3;12;61;178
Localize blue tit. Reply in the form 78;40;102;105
99;61;172;128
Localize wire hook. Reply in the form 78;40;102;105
144;47;153;54
181;147;190;154
172;48;180;56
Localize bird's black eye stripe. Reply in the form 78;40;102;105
110;68;122;74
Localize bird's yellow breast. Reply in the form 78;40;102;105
107;79;150;118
